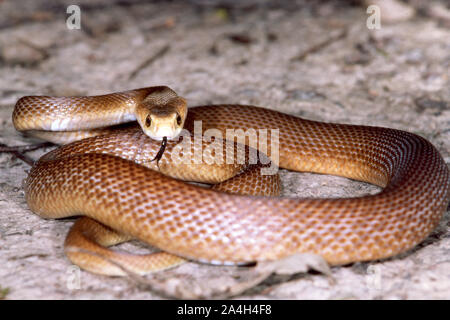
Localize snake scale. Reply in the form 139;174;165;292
11;86;450;275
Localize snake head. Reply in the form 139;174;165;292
137;92;187;141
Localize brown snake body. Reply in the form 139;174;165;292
12;87;450;275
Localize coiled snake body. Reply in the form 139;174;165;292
12;86;450;275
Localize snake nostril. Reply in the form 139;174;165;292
176;114;182;126
145;115;152;127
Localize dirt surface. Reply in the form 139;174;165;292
0;0;449;299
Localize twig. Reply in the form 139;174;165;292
291;28;348;62
0;142;53;153
0;143;35;166
17;38;50;60
127;44;171;80
0;142;52;166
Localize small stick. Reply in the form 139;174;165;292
0;142;53;166
0;142;53;153
291;28;348;62
128;44;171;80
0;143;35;166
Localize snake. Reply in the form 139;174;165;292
11;86;450;276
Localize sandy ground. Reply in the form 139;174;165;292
0;0;449;299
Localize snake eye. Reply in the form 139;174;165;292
176;114;182;126
145;115;152;127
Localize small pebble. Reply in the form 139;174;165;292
1;42;47;66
